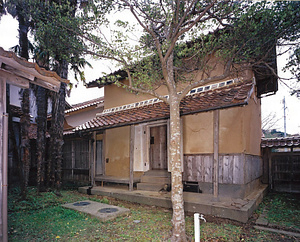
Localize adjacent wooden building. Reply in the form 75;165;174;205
0;47;67;242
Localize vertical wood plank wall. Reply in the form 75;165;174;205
62;138;90;182
183;154;262;185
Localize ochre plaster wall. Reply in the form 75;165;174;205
219;106;245;154
104;62;253;110
104;80;169;109
182;93;261;156
182;112;213;154
105;126;130;177
64;106;103;129
242;94;261;156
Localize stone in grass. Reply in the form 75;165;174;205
62;200;130;222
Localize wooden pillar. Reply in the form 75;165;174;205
268;148;273;189
129;125;134;191
92;132;96;186
0;79;8;242
71;141;75;180
213;110;219;198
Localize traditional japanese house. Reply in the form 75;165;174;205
73;57;277;200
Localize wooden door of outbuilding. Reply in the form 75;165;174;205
149;125;168;170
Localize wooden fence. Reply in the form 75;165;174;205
62;138;90;182
271;152;300;193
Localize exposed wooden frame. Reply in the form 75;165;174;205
213;110;220;198
129;125;135;191
92;131;96;186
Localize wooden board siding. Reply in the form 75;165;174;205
271;153;300;193
62;138;90;182
183;154;262;185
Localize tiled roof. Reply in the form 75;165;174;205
75;80;254;132
261;136;300;148
0;47;68;92
65;97;104;114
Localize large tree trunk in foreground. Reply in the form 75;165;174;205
169;98;186;242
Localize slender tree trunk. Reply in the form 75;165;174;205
36;86;47;193
20;89;30;199
17;5;29;61
49;60;67;191
169;98;186;242
17;6;31;198
48;95;56;188
55;60;68;191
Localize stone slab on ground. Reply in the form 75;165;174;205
62;200;130;222
254;226;300;238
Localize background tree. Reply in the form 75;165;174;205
30;0;88;191
2;0;87;193
5;0;33;198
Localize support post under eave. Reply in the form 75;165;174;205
213;110;219;199
92;132;96;186
129;125;134;191
0;79;8;242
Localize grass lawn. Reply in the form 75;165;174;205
256;192;300;232
8;187;299;241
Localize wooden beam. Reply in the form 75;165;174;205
213;110;219;198
34;78;60;93
129;125;135;191
2;64;35;82
0;69;29;89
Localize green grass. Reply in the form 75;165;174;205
8;187;299;241
256;192;300;230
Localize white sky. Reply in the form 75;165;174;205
0;14;299;135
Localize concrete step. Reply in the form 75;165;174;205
141;176;170;184
137;182;166;191
144;170;171;177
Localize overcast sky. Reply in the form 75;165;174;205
0;14;299;135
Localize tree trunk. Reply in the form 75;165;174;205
55;60;68;190
169;98;186;242
49;60;67;191
48;94;57;188
36;86;48;192
55;81;66;191
20;88;30;199
17;6;31;198
17;5;29;61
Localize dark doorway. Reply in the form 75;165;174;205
96;140;103;176
150;125;167;170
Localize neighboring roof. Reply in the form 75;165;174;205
261;136;300;148
65;97;104;114
75;79;254;132
0;47;68;92
87;70;127;89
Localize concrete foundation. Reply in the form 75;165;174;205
198;178;262;199
79;184;268;223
